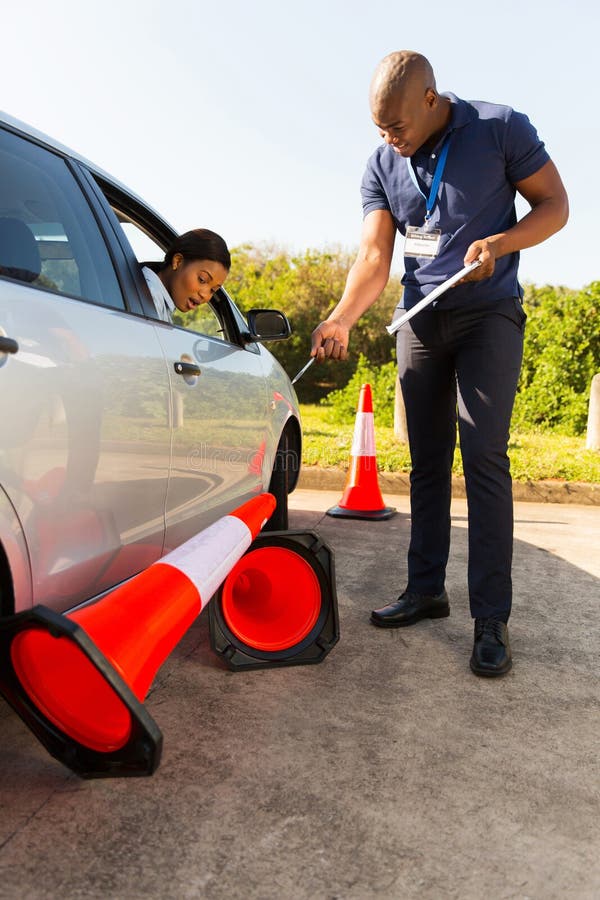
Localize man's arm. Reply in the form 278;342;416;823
463;160;569;280
310;209;396;360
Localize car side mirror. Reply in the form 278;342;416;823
245;309;292;342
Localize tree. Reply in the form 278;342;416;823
224;243;400;400
513;282;600;434
185;243;599;434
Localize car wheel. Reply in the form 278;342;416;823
264;431;289;532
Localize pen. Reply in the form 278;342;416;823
291;357;315;385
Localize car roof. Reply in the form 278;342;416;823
0;109;175;231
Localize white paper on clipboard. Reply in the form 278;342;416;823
386;260;481;335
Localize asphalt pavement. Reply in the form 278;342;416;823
0;488;599;899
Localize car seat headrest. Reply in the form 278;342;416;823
0;217;41;283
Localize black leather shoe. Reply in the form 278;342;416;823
370;590;449;628
470;618;512;677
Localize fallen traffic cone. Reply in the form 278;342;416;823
327;383;395;520
0;493;276;778
209;530;338;670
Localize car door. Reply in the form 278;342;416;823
85;197;273;552
153;314;269;552
0;125;171;613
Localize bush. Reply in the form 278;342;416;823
320;354;398;427
205;242;599;436
225;244;399;402
513;282;600;434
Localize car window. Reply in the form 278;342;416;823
118;220;164;265
115;214;226;339
0;128;124;309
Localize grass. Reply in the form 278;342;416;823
299;403;600;484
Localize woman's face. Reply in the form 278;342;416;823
163;254;229;313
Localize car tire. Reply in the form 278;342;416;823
264;431;289;532
0;545;13;617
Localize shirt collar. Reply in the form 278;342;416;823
412;93;474;159
145;266;175;312
441;92;476;133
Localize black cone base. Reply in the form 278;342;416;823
326;505;396;520
209;530;339;671
0;606;162;778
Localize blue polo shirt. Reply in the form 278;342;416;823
361;93;550;309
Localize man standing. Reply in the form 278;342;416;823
310;51;568;676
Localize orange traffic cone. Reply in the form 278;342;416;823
0;493;276;778
327;383;395;520
210;530;339;670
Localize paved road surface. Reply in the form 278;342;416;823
0;490;598;899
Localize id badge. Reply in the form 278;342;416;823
404;225;441;259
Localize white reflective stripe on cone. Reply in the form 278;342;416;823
350;412;376;457
159;515;252;610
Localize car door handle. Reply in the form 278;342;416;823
174;361;201;377
0;336;19;355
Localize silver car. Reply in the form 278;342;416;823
0;112;301;619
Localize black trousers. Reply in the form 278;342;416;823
396;297;526;621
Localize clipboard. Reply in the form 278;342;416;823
386;260;481;335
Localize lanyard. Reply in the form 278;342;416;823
406;134;451;222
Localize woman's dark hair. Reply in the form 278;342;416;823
162;228;231;271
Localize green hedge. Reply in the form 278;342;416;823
512;282;600;434
319;354;397;427
184;243;599;436
222;244;399;402
318;282;600;436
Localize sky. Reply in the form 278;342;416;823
2;0;598;290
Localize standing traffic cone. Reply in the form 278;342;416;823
0;493;276;778
327;383;395;520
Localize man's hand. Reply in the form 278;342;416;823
308;209;396;360
457;161;569;287
448;239;495;288
310;319;350;361
462;239;496;280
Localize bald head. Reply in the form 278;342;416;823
370;51;436;118
368;51;450;157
